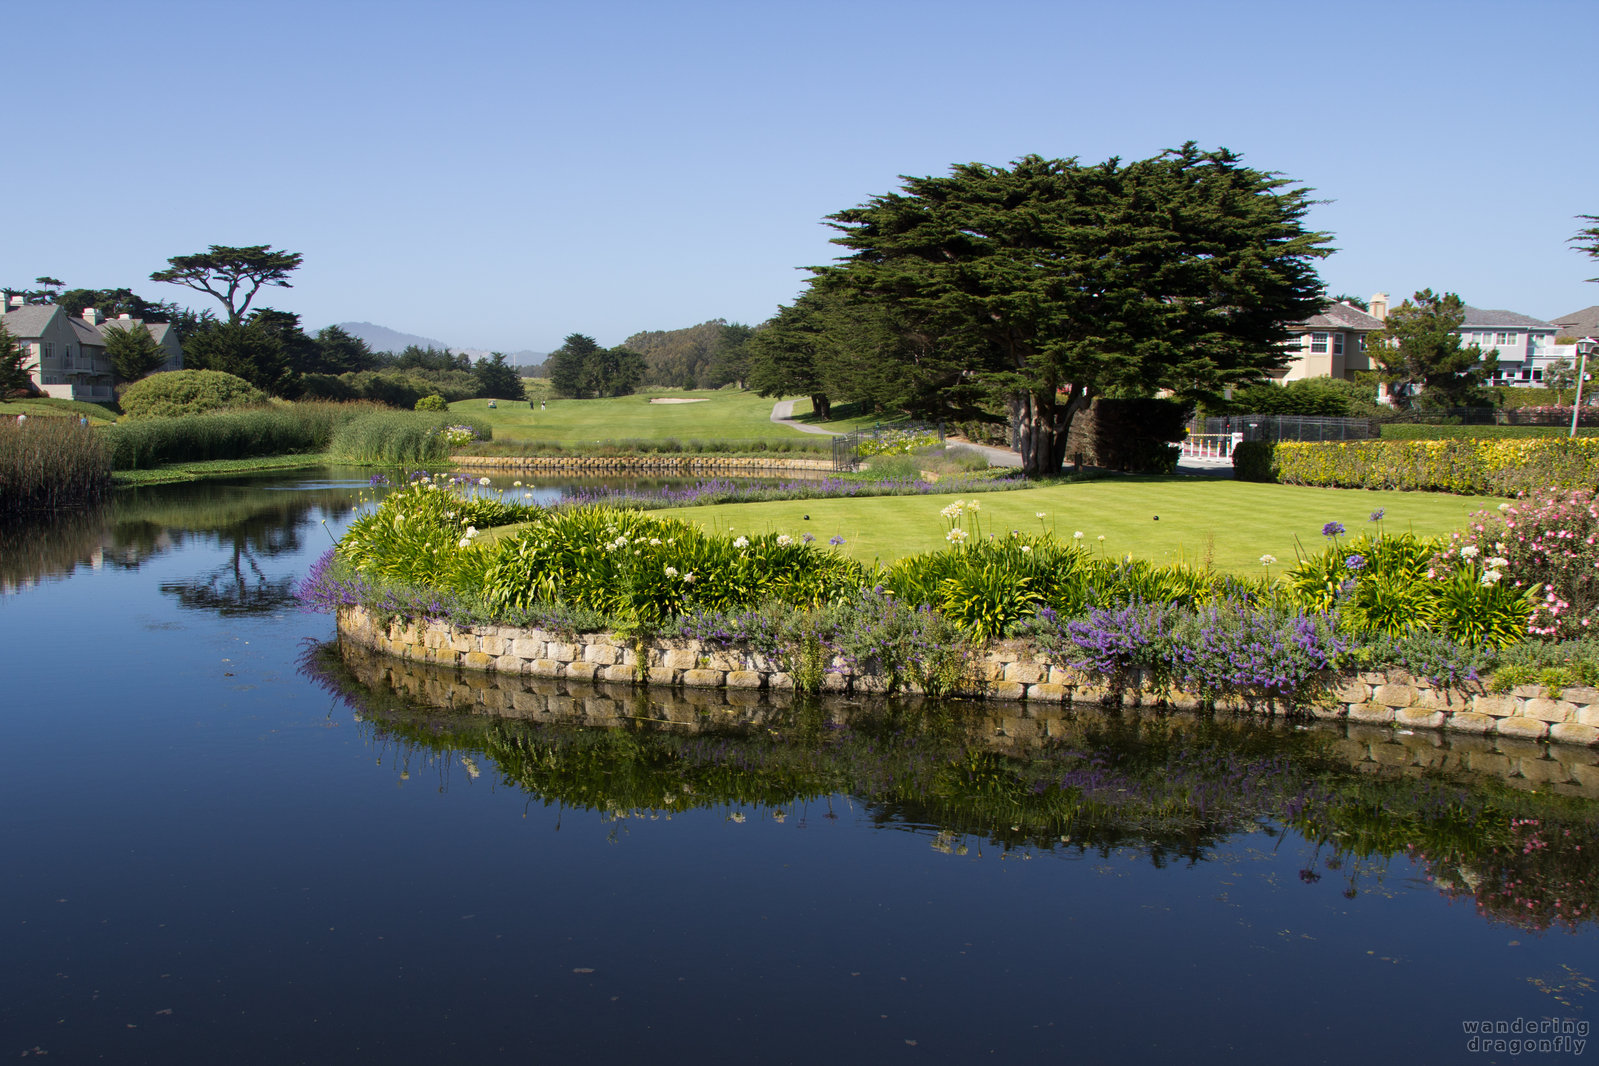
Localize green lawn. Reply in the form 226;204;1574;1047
451;388;891;444
0;397;120;424
646;478;1500;573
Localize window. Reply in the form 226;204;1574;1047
1333;333;1344;356
1310;332;1328;353
1496;332;1516;346
1533;368;1544;382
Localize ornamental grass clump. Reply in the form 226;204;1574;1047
0;416;111;516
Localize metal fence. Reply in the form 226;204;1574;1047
830;422;946;473
1193;415;1379;443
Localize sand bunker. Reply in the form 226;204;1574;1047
648;398;709;404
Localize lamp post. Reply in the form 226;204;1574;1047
1573;338;1596;438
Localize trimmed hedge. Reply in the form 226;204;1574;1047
120;369;266;419
1233;438;1599;495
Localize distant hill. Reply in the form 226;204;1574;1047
332;321;453;355
329;322;547;368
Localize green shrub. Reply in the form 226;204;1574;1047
415;394;448;412
119;370;266;419
0;417;111;515
1233;438;1599;495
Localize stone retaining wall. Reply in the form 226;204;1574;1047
335;606;1599;747
333;641;1599;799
451;454;836;476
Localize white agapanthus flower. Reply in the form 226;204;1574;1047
1073;531;1084;539
940;502;964;519
1260;554;1277;566
776;534;792;546
733;536;749;548
1020;544;1032;554
664;566;679;578
946;528;969;543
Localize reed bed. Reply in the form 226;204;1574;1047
0;417;112;516
325;410;493;465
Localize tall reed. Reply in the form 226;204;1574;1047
325;410;493;464
0;417;112;516
101;402;380;469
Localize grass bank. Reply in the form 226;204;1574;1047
451;389;892;444
111;453;334;486
0;397;121;424
646;478;1496;572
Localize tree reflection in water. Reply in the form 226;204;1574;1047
303;639;1599;933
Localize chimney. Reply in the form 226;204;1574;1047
7;295;22;309
82;307;104;325
1369;292;1389;322
116;313;132;322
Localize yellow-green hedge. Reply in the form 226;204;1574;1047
1233;438;1599;495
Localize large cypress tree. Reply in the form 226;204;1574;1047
820;145;1330;476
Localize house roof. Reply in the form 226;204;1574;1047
1;304;62;339
1552;305;1599;341
1460;306;1556;330
1293;301;1386;332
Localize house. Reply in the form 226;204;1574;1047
1460;306;1560;386
2;299;182;402
1277;293;1388;381
1552;305;1599;344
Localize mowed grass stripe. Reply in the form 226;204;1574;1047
451;389;889;443
646;478;1498;573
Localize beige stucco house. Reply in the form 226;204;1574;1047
3;299;182;401
1277;294;1389;382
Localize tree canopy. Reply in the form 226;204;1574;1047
1367;289;1496;410
546;333;645;397
1574;215;1599;282
102;322;170;383
150;245;303;324
817;145;1331;475
0;322;37;397
473;352;525;399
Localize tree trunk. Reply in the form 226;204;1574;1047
810;393;831;420
1009;388;1085;478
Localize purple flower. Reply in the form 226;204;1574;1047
369;474;390;486
829;535;845;546
802;533;815;543
1369;509;1385;522
1345;554;1366;571
1321;521;1345;538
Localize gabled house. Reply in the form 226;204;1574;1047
1277;294;1388;381
1461;306;1560;385
2;299;182;402
1552;306;1599;344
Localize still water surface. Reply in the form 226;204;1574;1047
3;470;1597;1064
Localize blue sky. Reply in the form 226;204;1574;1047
8;0;1597;352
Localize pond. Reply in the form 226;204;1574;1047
2;469;1597;1064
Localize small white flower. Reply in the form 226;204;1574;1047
1097;535;1106;542
513;480;522;487
966;499;981;511
1073;531;1084;539
1035;512;1047;519
683;572;696;584
734;536;749;548
1498;503;1511;512
664;566;679;578
465;526;477;536
524;492;533;499
1486;556;1509;568
946;528;969;543
1460;545;1480;559
649;538;662;546
1260;554;1277;566
776;534;792;546
1020;544;1032;554
479;477;490;486
1481;569;1503;586
458;536;473;548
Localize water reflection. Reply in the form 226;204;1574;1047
307;639;1599;933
